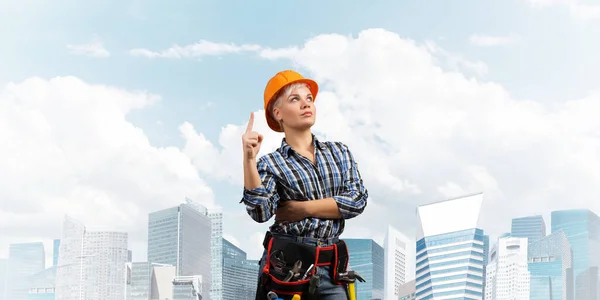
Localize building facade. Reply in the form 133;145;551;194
415;193;486;300
54;216;129;300
221;238;259;300
384;225;413;300
345;238;385;300
5;242;46;300
528;230;574;300
551;209;600;299
147;201;212;299
484;236;530;300
511;215;546;244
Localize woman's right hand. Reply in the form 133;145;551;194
242;112;263;161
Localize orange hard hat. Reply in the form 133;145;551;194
263;70;319;132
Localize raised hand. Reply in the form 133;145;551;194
241;112;264;160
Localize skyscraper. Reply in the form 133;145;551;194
551;209;600;299
54;216;129;300
221;238;259;300
53;239;61;267
415;193;486;300
383;225;413;300
55;216;86;300
511;215;546;244
147;200;212;299
0;259;7;300
528;230;574;300
82;231;129;300
5;242;46;300
209;211;223;300
484;235;530;300
345;239;385;300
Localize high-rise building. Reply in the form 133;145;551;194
345;238;385;300
0;258;7;300
482;234;490;295
147;200;212;299
126;262;173;300
415;193;486;300
221;238;259;300
511;215;546;244
551;209;600;299
528;230;574;300
383;225;413;300
55;216;86;300
83;231;129;300
208;211;223;300
52;239;61;267
27;266;57;300
5;242;46;300
54;216;129;300
484;235;530;300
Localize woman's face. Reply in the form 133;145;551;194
273;85;316;131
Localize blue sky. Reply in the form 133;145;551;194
1;0;600;262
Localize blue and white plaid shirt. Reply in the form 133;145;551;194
240;135;368;239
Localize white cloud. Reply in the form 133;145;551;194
66;36;110;58
0;76;216;262
469;34;519;47
4;28;600;263
182;29;600;259
129;40;262;59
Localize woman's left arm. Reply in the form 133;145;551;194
306;143;368;220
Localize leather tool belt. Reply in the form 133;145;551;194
255;231;349;300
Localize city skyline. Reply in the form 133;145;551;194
2;0;600;267
2;194;599;299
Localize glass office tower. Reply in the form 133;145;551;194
415;193;486;300
221;238;259;300
147;202;212;299
5;242;46;300
345;239;385;300
528;230;574;300
511;215;546;243
551;209;600;299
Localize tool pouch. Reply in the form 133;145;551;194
329;239;349;285
255;232;348;300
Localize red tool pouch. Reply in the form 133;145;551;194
255;232;349;300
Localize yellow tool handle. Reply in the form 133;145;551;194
348;282;356;300
291;295;301;300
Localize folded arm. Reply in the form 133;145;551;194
305;143;368;220
240;157;279;223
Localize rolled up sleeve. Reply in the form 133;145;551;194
333;143;368;219
239;157;280;223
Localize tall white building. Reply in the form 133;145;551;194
55;216;129;300
82;231;129;300
484;235;530;300
208;210;223;300
384;225;413;300
415;193;486;300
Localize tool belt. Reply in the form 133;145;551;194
255;231;349;300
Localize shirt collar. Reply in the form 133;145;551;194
278;134;325;158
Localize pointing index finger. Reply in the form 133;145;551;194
246;112;254;133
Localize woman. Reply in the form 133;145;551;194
240;70;368;300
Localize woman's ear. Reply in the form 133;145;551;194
272;107;281;122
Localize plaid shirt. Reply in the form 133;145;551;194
240;135;368;239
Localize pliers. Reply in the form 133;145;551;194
283;260;303;282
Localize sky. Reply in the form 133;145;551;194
1;0;600;264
